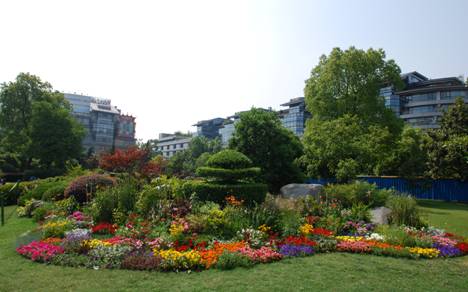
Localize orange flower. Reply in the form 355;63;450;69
199;241;246;268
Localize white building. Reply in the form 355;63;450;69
156;134;192;158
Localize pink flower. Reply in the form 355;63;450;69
16;241;64;262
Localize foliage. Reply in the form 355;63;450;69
88;245;133;269
214;251;253;270
386;194;426;228
426;97;468;180
29;101;85;170
323;181;390;208
181;180;268;206
229;108;304;193
0;73;84;174
136;176;183;217
206;149;253;169
121;252;162;270
0;182;27;205
304;47;403;135
64;174;116;204
301;115;398;181
196;167;260;182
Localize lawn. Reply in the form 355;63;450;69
1;202;468;292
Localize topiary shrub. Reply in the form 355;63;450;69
206;149;253;170
188;150;267;205
64;174;116;204
182;180;267;206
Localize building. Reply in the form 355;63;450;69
279;97;311;136
193;118;226;139
64;93;136;154
156;133;192;158
381;72;468;129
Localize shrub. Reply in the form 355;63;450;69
121;253;162;270
136;176;183;217
0;182;27;205
32;203;54;222
18;177;71;205
52;253;89;267
323;181;390;208
206;150;253;169
386;194;426;228
279;210;303;236
215;251;253;270
64;174;116;204
41;181;69;201
182;181;267;206
196;167;260;182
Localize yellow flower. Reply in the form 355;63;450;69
336;236;365;242
258;224;271;233
82;239;112;249
408;247;439;258
154;248;201;269
169;223;185;237
299;224;314;236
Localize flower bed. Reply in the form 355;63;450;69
16;216;468;272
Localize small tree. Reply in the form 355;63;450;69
426;97;468;180
229;108;304;193
99;147;164;179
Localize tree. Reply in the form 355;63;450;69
0;73;83;175
300;115;396;182
167;136;222;177
426;97;468;180
304;47;404;136
29;101;85;169
229;108;304;193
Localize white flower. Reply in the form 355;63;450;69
367;233;385;241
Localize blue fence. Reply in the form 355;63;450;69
306;177;468;202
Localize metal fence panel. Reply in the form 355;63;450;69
306;177;468;202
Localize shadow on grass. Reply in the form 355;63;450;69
417;200;468;212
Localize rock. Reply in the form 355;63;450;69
280;183;323;199
370;207;392;225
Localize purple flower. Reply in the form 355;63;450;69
433;243;462;257
279;244;314;257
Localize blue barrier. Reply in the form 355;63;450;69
306;177;468;202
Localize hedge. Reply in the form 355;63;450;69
206;150;253;170
18;177;71;206
181;180;267;205
196;167;261;182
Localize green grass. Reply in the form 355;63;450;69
1;203;468;292
418;199;468;237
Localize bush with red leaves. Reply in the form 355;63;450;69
64;174;116;203
99;147;165;178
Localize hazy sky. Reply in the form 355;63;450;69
1;0;467;141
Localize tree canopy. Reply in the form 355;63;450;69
304;46;404;135
426;97;468;180
229;108;303;193
0;73;84;176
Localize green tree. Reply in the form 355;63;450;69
0;73;84;174
229;108;304;193
300;115;395;182
304;47;404;135
29;101;85;169
426;97;468;180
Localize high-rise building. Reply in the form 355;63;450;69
279;97;311;136
64;93;136;154
381;72;468;129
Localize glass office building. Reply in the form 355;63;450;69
64;93;136;153
280;97;311;136
392;74;468;129
193;118;226;139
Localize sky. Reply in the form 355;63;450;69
0;0;467;141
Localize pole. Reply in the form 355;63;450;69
0;179;4;226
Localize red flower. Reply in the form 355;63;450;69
92;222;117;234
456;242;468;254
312;228;334;237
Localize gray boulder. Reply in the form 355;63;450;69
370;206;392;225
280;183;323;199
